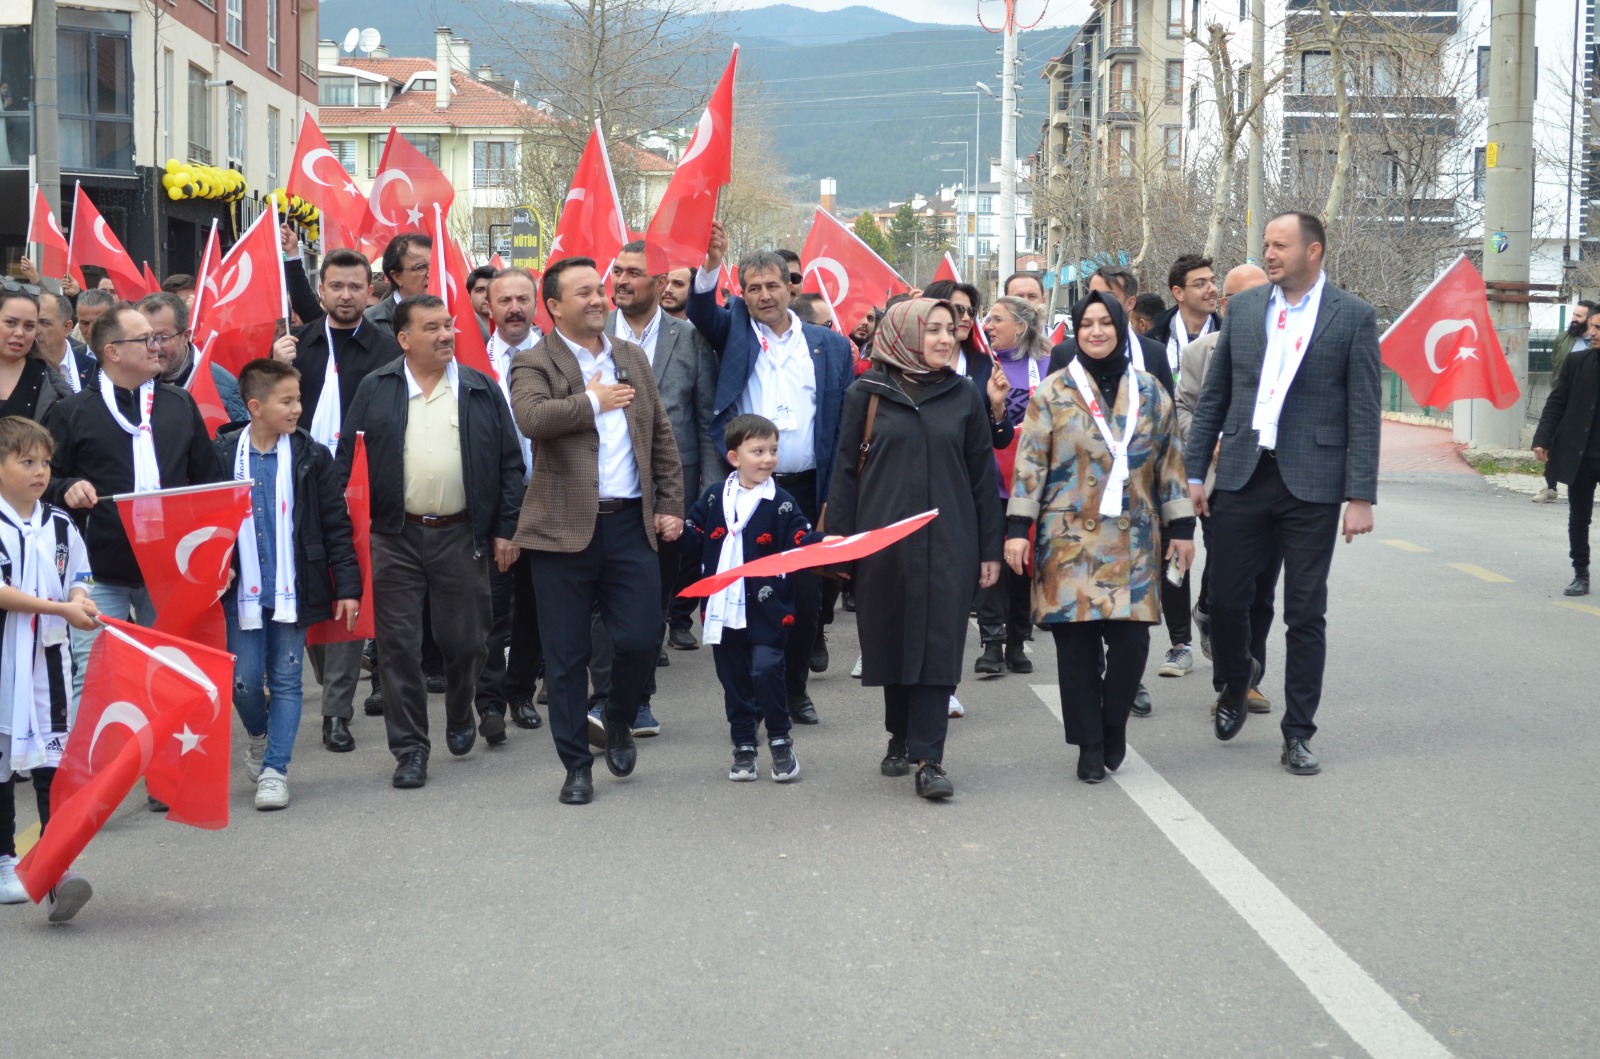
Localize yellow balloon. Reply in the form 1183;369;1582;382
168;186;184;200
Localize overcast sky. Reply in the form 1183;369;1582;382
730;0;1089;29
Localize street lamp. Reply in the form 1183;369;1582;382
943;85;998;283
937;140;969;277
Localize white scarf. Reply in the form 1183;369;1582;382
1253;276;1326;450
1068;357;1140;518
233;431;298;629
0;498;69;772
99;373;161;492
1125;324;1146;373
309;317;351;452
58;344;83;393
490;330;537;482
1166;314;1214;376
702;473;775;646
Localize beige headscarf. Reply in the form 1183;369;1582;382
870;298;957;377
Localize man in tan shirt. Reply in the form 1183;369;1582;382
337;295;526;790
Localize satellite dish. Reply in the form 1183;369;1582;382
358;28;381;55
341;28;360;53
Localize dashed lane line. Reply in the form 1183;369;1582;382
1446;562;1513;583
1029;684;1455;1059
1381;539;1433;553
1553;600;1600;617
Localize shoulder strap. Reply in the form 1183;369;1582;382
857;393;881;477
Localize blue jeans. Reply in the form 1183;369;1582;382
225;605;306;775
69;581;156;720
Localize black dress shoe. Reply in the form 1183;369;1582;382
657;646;670;667
1214;660;1262;742
668;625;699;650
392;750;428;788
1565;573;1590;596
1131;683;1153;717
446;724;476;757
915;761;954;799
1004;641;1033;674
788;693;819;725
602;710;637;777
1281;737;1321;775
881;737;911;777
510;696;543;729
363;687;384;716
478;710;508;746
1103;725;1127;771
974;642;1004;676
425;673;447;695
559;765;593;804
809;632;829;673
842;589;856;613
147;795;169;812
323;717;355;752
536;680;549;705
1077;745;1107;784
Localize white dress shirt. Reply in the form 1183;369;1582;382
744;313;818;475
557;329;641;499
489;328;540;483
615;307;663;368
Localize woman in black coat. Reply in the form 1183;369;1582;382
0;287;73;424
826;298;1003;800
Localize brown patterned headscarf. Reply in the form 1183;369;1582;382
870;297;957;376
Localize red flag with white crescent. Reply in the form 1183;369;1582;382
27;186;70;280
114;480;253;647
307;434;374;644
1379;254;1520;410
679;510;938;597
67;182;148;297
362;127;456;249
535;124;630;333
934;252;961;285
644;48;738;274
185;334;232;436
800;207;909;337
199;200;289;375
286;112;369;251
427;204;495;377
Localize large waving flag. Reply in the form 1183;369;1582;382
286;112;369;252
115;480;253;648
185;335;232;436
645;48;738;274
800;207;909;336
197;200;288;375
67;182;149;297
1380;254;1520;410
536;125;630;333
307;434;373;644
427;203;495;376
933;253;961;285
680;510;938;597
27;186;71;280
363;128;455;250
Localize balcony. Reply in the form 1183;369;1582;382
1105;23;1139;55
301;59;317;82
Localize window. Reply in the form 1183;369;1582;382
1297;148;1337;189
1167;0;1183;37
978;239;993;257
266;0;278;71
1300;50;1332;94
58;13;134;172
473;140;514;187
1114;126;1135;176
327;139;358;174
266;106;281;188
1376;155;1401;196
319;76;353;106
978;194;994;214
977;216;993;236
226;87;246;169
1369;53;1397;95
411;78;437;92
1110;61;1137;111
368;133;440;176
1109;0;1135;45
1476;46;1490;99
188;65;212;163
226;0;244;50
1473;147;1487;200
1163;126;1182;169
1166;60;1183;105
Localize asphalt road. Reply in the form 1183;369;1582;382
5;469;1596;1059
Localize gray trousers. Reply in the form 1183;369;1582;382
371;520;492;759
307;639;366;720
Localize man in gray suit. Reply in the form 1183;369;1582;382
1186;212;1381;776
363;233;432;339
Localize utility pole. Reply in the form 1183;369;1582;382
1245;0;1266;263
32;0;61;239
998;19;1019;282
1466;0;1535;449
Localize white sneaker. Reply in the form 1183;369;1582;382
255;768;290;811
244;733;268;782
0;854;28;904
1533;486;1558;504
46;870;92;922
1158;645;1194;677
948;695;965;718
851;654;863;679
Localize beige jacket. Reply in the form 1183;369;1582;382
1176;331;1219;497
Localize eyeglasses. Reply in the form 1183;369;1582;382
788;273;804;285
149;332;186;347
950;304;974;318
1184;277;1218;290
1;278;41;296
106;335;162;350
402;263;429;275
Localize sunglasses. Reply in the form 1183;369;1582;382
1;277;41;296
950;304;973;318
788;272;803;285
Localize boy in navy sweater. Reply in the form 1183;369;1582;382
680;415;820;782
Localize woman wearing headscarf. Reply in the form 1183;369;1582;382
827;298;1002;800
1004;292;1194;784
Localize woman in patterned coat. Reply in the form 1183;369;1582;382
1003;291;1195;784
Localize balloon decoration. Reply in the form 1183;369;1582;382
269;189;321;245
162;158;248;202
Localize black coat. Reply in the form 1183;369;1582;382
677;481;821;648
213;427;363;627
961;348;1015;450
1534;346;1600;484
334;359;524;555
826;367;1003;687
1049;333;1175;399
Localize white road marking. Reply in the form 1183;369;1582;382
1031;684;1454;1059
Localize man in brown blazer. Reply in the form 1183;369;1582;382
509;257;684;805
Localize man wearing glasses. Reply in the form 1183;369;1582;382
135;292;249;426
364;233;432;339
1147;255;1222;386
43;304;225;703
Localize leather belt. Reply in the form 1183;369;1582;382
774;470;817;486
405;511;469;527
597;497;642;515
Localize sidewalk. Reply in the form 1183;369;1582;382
1379;419;1477;476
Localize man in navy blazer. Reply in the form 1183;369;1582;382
688;220;853;726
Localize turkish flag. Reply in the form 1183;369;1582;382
535;125;630;333
680;510;938;597
199;201;288;376
363;128;455;250
27;186;70;280
287;113;369;252
186;334;232;436
189;221;222;335
489;252;506;270
801;207;909;336
934;252;961;285
1047;321;1066;346
426;205;495;376
645;48;738;274
307;434;373;644
1380;254;1520;410
115;480;253;646
14;620;223;901
67;182;148;297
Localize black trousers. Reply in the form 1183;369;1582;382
1567;456;1600;571
1050;621;1149;747
1198;515;1280;693
713;629;790;747
476;550;541;716
776;470;823;697
529;509;663;770
1206;457;1341;740
372;520;493;759
1160;559;1192;647
0;768;54;858
883;683;954;764
588;543;679;706
975;562;1033;644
